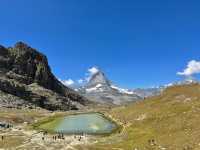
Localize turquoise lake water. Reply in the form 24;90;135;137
54;113;117;134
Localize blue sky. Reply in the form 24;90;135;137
0;0;200;88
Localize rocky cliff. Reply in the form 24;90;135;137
0;42;88;110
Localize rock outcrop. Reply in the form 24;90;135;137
0;42;88;110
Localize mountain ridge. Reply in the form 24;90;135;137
0;42;88;110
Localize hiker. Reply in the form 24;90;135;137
148;139;156;146
61;134;64;139
151;139;156;145
43;131;47;136
42;137;44;140
59;134;61;139
1;136;4;141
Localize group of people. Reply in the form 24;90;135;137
41;131;87;142
41;132;65;141
0;122;13;129
74;135;84;141
52;133;65;140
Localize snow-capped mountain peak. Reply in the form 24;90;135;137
87;69;111;87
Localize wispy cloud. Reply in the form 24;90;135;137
59;78;74;86
78;79;84;84
86;66;100;81
88;67;99;75
177;60;200;76
59;66;100;86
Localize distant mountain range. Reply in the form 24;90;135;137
66;67;198;105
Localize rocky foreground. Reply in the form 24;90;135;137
0;42;88;111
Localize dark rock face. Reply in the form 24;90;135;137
0;42;88;110
0;46;12;69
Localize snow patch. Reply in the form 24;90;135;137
86;84;103;93
111;85;134;95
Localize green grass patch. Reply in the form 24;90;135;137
31;114;64;133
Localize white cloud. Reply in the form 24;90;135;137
60;79;74;86
78;79;84;84
177;60;200;76
88;67;99;75
59;66;100;86
86;67;100;81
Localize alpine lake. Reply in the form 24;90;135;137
35;113;119;135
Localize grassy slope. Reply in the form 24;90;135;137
83;83;200;150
